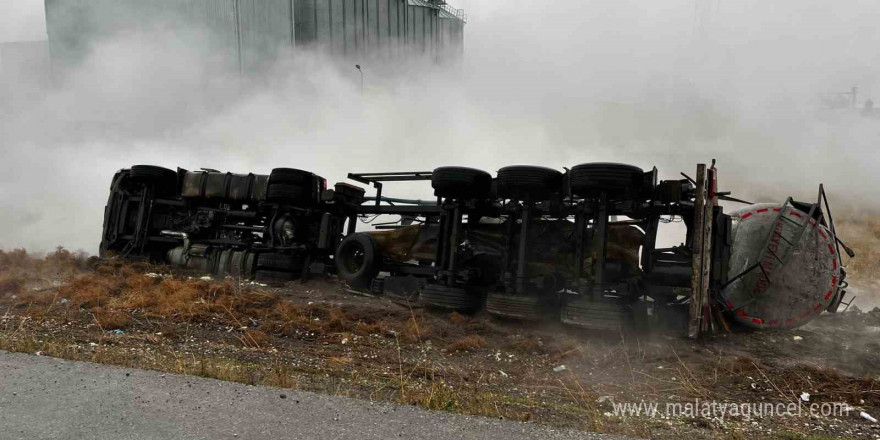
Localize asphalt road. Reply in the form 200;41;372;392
0;351;632;440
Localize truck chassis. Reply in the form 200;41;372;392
100;162;851;336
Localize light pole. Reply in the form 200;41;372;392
355;64;364;93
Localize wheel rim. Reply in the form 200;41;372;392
340;241;366;274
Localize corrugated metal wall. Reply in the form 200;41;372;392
45;0;295;74
294;0;463;61
237;0;295;71
44;0;462;74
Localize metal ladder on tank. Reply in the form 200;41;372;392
722;197;819;303
752;197;820;295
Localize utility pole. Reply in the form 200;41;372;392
355;64;364;94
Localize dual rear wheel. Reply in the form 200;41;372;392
266;168;314;204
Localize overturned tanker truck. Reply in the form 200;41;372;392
100;162;854;336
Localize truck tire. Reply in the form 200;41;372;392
420;284;478;312
485;293;544;320
215;249;233;276
431;167;492;199
130;165;177;182
256;253;304;272
269;168;312;185
266;184;310;203
496;166;562;200
560;298;630;331
130;165;178;195
335;233;380;289
569;163;643;199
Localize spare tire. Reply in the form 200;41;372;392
130;165;178;195
431;167;492;199
496;166;562;200
335;233;381;288
569;162;643;199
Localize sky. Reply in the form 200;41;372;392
1;0;880;254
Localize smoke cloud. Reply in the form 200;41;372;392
2;0;879;255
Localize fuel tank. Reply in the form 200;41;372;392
722;203;841;329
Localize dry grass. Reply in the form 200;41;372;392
835;215;880;281
4;246;877;439
92;307;132;330
0;247;92;289
242;329;269;348
402;313;432;343
446;334;485;352
0;277;24;295
6;259;448;354
448;311;468;324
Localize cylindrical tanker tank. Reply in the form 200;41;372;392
722;203;841;329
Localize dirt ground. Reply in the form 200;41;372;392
1;248;879;440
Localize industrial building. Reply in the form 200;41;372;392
44;0;465;75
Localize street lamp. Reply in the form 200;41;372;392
355;64;364;93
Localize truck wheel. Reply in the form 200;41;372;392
569;163;643;199
130;165;178;195
496;166;562;200
485;292;544;320
335;233;380;289
420;284;478;312
431;167;492;199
